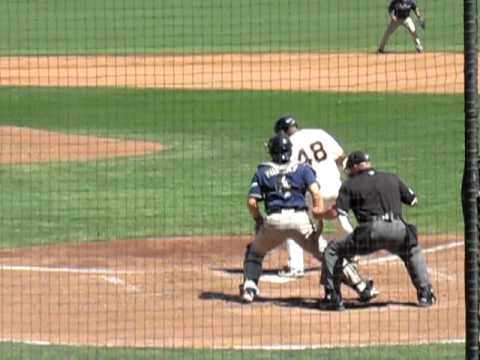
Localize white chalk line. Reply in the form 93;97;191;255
0;239;463;277
213;240;464;283
101;275;142;293
0;240;466;351
358;240;463;282
0;264;143;293
360;240;464;265
0;239;463;290
0;264;140;275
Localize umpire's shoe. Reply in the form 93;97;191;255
359;280;380;303
319;289;345;311
240;280;259;303
417;286;437;307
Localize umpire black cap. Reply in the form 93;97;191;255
274;116;298;133
345;151;370;174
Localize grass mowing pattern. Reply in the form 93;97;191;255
0;0;462;54
0;87;462;246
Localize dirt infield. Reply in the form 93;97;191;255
0;126;165;164
0;52;465;349
0;52;465;93
0;234;464;348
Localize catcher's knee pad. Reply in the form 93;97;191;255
243;243;265;283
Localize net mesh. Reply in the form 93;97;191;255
0;0;466;358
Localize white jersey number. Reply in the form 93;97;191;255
297;141;327;165
275;175;292;198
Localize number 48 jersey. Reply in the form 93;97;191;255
289;128;344;199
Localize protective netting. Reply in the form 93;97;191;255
0;0;467;358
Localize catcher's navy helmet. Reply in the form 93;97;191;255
274;115;298;134
267;132;292;164
344;151;370;175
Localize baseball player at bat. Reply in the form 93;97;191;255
240;131;378;304
377;0;425;54
273;116;379;300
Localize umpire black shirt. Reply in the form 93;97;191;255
336;169;417;223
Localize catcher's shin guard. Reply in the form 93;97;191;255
243;243;264;284
341;259;379;301
341;258;363;289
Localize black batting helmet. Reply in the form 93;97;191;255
267;132;292;164
344;151;370;175
274;115;298;134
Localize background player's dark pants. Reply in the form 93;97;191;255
323;219;432;296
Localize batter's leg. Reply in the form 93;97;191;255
278;192;317;278
279;239;305;278
378;19;402;52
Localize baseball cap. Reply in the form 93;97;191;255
274;116;298;133
345;151;370;171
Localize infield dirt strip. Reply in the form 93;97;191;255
0;52;465;93
0;52;465;348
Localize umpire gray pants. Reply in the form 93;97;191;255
323;219;431;295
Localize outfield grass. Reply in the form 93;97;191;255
0;0;462;54
0;342;464;359
0;87;463;246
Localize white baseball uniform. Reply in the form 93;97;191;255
284;129;353;273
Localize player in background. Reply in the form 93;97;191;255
377;0;425;54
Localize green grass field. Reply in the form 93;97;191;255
0;0;462;54
0;342;465;360
0;87;463;246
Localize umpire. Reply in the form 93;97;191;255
321;151;436;310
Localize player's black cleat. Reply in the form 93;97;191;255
417;286;437;307
319;289;345;311
359;280;379;303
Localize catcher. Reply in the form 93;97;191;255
377;0;426;54
240;132;378;305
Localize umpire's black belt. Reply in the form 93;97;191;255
370;213;401;222
267;207;307;215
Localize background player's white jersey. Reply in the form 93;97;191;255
289;128;344;199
